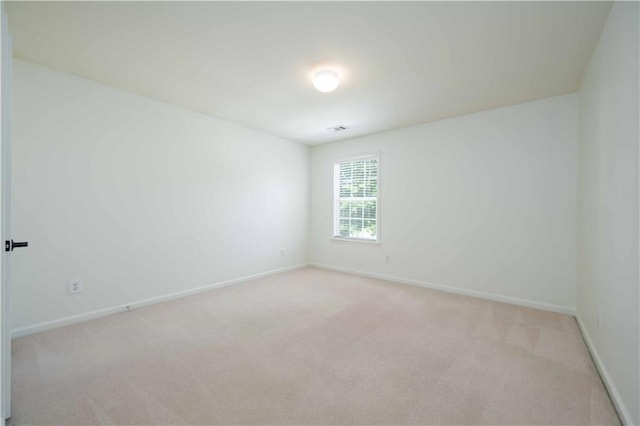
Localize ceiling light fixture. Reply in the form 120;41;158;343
313;70;340;93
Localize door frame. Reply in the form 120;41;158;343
0;5;12;423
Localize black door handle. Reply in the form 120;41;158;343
5;240;28;252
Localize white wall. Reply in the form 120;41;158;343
577;2;639;424
11;59;309;333
310;94;578;312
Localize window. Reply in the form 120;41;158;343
333;155;379;242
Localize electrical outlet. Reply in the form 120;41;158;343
280;248;285;257
67;279;82;295
385;255;391;264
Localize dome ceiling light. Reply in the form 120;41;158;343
313;70;340;93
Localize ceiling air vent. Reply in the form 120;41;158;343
327;125;348;132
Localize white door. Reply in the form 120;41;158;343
0;8;14;423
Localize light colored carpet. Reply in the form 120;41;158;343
10;267;619;425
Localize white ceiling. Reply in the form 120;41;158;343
6;1;612;145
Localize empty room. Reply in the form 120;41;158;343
0;1;638;425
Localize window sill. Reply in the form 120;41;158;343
330;236;380;245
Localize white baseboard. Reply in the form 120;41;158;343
11;263;309;338
311;263;576;316
575;314;634;426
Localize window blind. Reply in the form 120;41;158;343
334;156;378;240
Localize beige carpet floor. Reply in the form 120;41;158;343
10;267;619;425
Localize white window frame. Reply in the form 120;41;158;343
332;153;380;244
